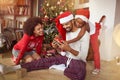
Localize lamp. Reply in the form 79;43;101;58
113;23;120;47
113;23;120;65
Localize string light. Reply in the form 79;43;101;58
64;7;67;11
55;13;58;16
44;15;48;18
57;1;60;5
46;3;49;6
50;6;54;10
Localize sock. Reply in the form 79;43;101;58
0;63;6;74
60;51;66;56
0;64;21;74
13;65;21;70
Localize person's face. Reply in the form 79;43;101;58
62;21;73;32
75;18;86;28
34;24;44;36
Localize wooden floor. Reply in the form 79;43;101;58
0;51;120;80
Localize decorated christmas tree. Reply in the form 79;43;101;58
39;0;74;44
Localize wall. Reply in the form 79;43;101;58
111;0;120;59
114;0;120;25
75;0;117;61
90;0;116;61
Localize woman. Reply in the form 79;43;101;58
12;17;44;65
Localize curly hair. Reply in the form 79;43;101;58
23;17;43;36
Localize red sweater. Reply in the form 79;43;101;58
13;33;44;64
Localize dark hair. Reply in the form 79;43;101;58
23;17;43;36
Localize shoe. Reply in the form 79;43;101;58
0;63;7;74
92;69;100;75
49;64;66;71
0;63;15;74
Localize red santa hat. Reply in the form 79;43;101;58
59;11;74;24
55;11;74;40
75;9;90;22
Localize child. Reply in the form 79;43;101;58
12;17;44;65
74;9;106;74
67;20;88;44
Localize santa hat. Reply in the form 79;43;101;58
59;11;74;24
55;11;74;40
75;9;95;35
75;9;90;22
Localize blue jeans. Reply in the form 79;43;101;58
12;49;35;58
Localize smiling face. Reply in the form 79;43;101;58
62;20;73;32
33;24;44;37
75;18;86;28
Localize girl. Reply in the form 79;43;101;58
12;17;44;65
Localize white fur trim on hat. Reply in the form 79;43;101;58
60;14;73;24
75;15;88;22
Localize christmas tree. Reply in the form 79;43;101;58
39;0;74;44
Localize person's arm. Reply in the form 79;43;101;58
15;34;30;64
51;34;62;48
67;26;86;44
85;23;90;33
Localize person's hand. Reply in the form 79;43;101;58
51;36;63;48
51;40;59;48
15;58;20;65
57;40;72;52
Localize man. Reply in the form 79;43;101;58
0;11;90;80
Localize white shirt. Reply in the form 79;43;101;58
49;28;90;71
66;28;90;62
88;21;96;35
